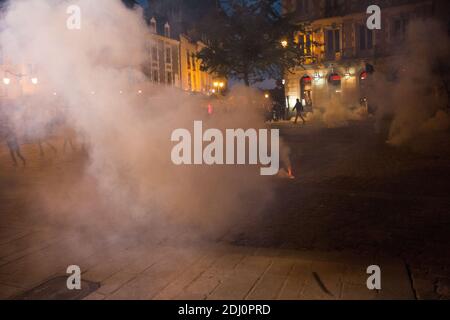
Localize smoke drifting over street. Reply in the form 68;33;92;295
370;19;450;147
0;0;276;243
305;98;367;128
296;18;449;141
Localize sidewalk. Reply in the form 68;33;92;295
1;123;449;300
0;225;414;300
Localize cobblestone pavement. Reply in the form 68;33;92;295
222;120;450;299
0;119;449;299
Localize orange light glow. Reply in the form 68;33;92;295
288;166;295;179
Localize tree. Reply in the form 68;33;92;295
196;0;306;86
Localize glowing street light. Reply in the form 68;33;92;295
213;81;225;94
264;93;270;99
281;40;288;48
31;77;38;85
213;81;225;88
3;77;11;85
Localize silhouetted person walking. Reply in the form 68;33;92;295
5;127;26;166
293;99;306;124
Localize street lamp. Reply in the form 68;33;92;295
213;81;225;94
264;93;270;99
3;77;11;85
31;77;38;85
281;40;288;48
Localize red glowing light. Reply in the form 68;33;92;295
302;76;312;83
208;104;213;115
329;74;341;81
360;71;367;80
288;166;295;179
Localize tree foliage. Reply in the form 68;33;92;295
196;0;305;86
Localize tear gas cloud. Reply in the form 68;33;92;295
296;20;449;140
0;0;280;242
369;19;450;147
305;98;367;128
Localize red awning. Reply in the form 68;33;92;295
329;74;341;81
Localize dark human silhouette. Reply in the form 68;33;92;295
292;99;306;124
5;127;26;166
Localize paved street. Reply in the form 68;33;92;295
0;119;449;299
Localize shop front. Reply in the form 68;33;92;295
300;75;313;112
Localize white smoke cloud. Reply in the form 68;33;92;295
305;98;367;128
370;19;450;147
0;0;277;243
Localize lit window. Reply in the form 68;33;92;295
188;72;192;90
299;33;312;55
187;51;191;69
192;54;196;71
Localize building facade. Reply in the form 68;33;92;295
143;11;221;94
143;16;181;88
179;35;216;93
0;59;40;100
282;0;446;112
0;2;223;100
